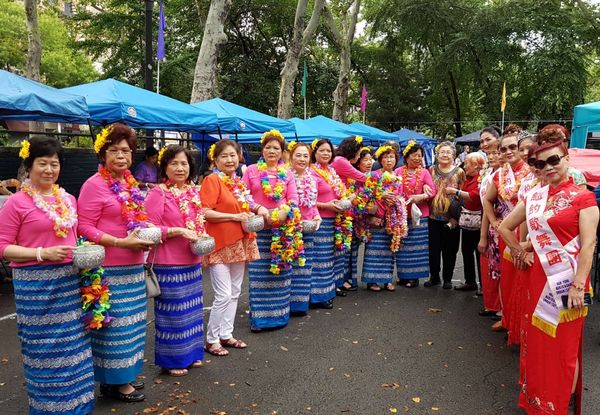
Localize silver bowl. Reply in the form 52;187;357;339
242;215;264;233
73;245;105;269
190;236;215;256
337;199;352;210
137;227;162;244
302;220;319;234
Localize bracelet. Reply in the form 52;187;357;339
571;282;585;292
36;247;43;262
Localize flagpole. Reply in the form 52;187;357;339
362;110;365;124
156;60;161;94
304;95;307;120
501;110;505;132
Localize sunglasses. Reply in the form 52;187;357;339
532;154;566;170
499;143;518;153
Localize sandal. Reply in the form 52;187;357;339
367;283;382;292
220;338;247;349
190;361;203;368
162;368;188;377
405;279;419;288
340;280;358;291
205;343;229;356
384;283;396;292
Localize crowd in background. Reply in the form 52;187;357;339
0;122;597;415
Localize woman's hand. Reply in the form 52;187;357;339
423;184;433;196
567;286;585;309
477;237;487;255
446;187;458;196
490;219;501;230
234;212;254;222
118;231;155;251
382;192;396;203
42;245;76;261
328;200;345;213
176;228;198;241
315;217;322;231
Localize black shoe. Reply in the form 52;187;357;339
478;309;498;317
290;310;308;317
424;279;441;288
454;283;478;291
99;384;112;396
442;282;453;290
490;315;502;322
107;387;145;403
476;289;483;296
130;380;144;390
310;300;334;310
335;289;347;297
340;281;358;291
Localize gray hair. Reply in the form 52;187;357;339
435;140;456;157
465;152;486;169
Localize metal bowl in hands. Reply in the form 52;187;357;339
73;244;105;269
190;235;216;256
337;199;352;210
302;220;319;234
241;215;265;233
137;227;162;244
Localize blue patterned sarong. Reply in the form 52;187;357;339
309;218;336;303
248;230;291;329
154;264;203;369
91;265;146;385
333;246;351;288
290;234;312;313
396;217;429;280
362;228;394;284
12;264;95;415
350;238;362;287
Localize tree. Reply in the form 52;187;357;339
324;0;361;122
24;0;41;81
276;0;325;119
190;0;233;103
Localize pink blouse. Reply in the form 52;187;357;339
242;164;299;208
311;165;339;219
395;166;435;217
0;191;77;267
78;173;144;266
145;186;202;266
331;156;366;186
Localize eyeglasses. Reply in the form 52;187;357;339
527;157;536;167
106;149;133;156
499;144;518;153
532;154;566;170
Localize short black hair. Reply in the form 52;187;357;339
480;125;501;139
158;145;197;182
336;136;362;160
310;138;334;164
23;136;64;170
144;146;159;158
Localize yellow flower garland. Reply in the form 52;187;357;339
208;143;216;161
260;129;285;145
94;126;112;154
19;140;30;159
375;145;394;159
157;147;166;164
402;140;416;157
355;135;363;144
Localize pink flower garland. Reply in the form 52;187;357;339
293;170;317;208
165;181;207;235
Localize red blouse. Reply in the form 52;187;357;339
461;173;482;211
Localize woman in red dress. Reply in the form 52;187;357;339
499;140;598;415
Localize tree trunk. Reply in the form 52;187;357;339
190;0;232;103
277;0;325;119
329;0;361;122
448;71;462;137
25;0;41;82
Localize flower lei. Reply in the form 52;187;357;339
400;165;423;197
98;166;149;231
19;140;30;159
269;201;305;274
214;169;256;212
94;126;112;154
349;177;374;243
371;171;408;252
293;169;317;208
165;181;207;235
498;162;529;203
77;237;113;330
257;158;288;202
21;179;77;238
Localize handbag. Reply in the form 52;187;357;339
145;187;164;299
448;195;463;220
459;206;482;230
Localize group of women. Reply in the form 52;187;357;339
0;121;596;415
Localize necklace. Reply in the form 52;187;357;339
293;169;317;208
21;179;77;238
269;201;305;274
98;166;149;231
312;163;346;198
215;169;255;212
257;158;287;202
165;181;206;235
400;166;422;197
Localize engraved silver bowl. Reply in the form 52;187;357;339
73;245;105;269
337;199;352;210
302;220;319;234
241;215;264;233
190;235;216;256
137;227;162;244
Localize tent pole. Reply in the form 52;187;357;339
87;119;94;139
501;111;505;132
156;60;161;94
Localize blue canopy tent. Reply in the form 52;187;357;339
454;129;482;144
235;116;349;144
191;98;295;135
302;115;366;145
571;101;600;148
392;128;437;166
62;79;219;132
349;122;396;144
0;70;89;122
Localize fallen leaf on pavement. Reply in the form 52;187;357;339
428;308;443;313
280;346;289;352
390;408;398;413
143;407;160;414
411;397;421;403
432;407;440;411
154;378;163;384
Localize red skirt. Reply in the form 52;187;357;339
480;254;500;311
499;239;516;332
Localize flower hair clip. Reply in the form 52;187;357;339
359;146;371;154
311;138;320;150
355;135;363;144
375;145;394;159
260;129;285;145
94;126;113;154
19;140;30;159
402;140;417;157
207;143;216;161
287;141;298;152
157;147;166;164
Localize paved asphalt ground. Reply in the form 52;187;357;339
1;255;600;415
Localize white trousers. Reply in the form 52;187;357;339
205;262;246;344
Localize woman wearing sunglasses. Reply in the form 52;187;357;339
537;124;587;189
482;132;530;338
499;139;598;415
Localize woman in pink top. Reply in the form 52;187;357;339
242;130;300;332
395;141;435;288
0;136;95;414
288;142;321;316
331;136;367;292
145;145;205;377
78;123;154;403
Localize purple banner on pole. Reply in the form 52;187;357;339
157;0;166;61
361;84;367;113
